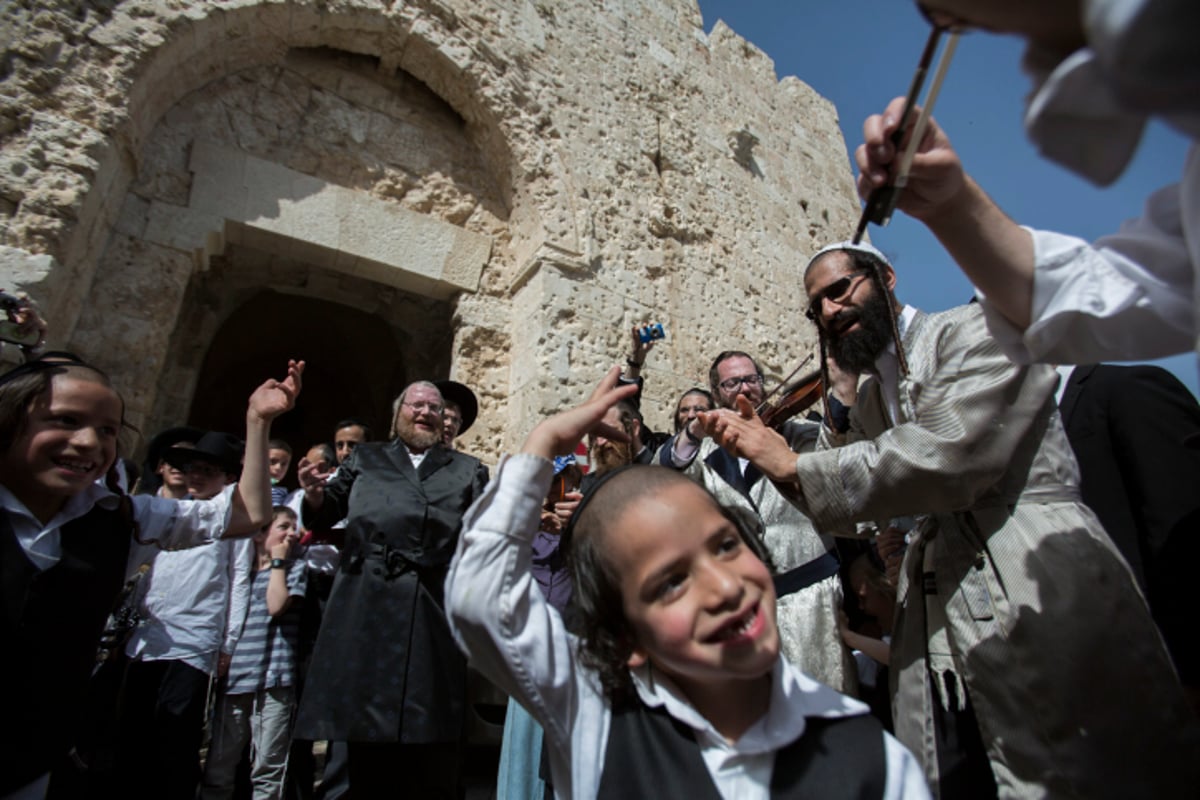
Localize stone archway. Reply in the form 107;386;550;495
145;238;456;457
185;289;412;455
80;43;501;448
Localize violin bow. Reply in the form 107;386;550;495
852;27;960;244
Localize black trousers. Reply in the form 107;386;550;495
344;742;459;799
931;671;999;800
115;659;211;800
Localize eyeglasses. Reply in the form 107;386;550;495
403;401;444;415
718;374;764;393
805;271;872;321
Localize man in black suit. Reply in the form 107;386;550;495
293;380;489;798
1058;363;1200;704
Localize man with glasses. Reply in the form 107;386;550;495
657;350;856;694
293;381;489;798
434;379;478;451
705;241;1198;797
672;388;714;435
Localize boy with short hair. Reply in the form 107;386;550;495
267;439;292;506
446;369;928;799
201;506;307;800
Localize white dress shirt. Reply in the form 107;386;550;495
1;480;237;571
123;485;253;675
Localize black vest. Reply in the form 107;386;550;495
596;700;887;799
0;504;132;793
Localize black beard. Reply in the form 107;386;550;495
826;288;892;374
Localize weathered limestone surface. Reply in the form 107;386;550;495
0;0;861;460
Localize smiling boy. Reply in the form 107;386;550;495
446;368;929;799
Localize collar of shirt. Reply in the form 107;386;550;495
629;655;865;756
871;304;918;426
0;480;121;570
401;440;428;469
1054;364;1075;405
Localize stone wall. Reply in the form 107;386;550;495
0;0;862;461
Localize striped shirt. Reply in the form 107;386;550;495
225;560;307;694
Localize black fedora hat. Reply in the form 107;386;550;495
435;380;478;435
144;426;205;473
162;431;244;477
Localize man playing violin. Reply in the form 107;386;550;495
656;349;856;694
703;241;1198;798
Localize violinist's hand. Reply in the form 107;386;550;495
856;95;965;223
699;397;798;483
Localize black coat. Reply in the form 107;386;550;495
1;505;131;793
294;440;489;743
1059;363;1200;684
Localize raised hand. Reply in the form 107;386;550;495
521;367;638;462
248;360;305;423
855;96;965;222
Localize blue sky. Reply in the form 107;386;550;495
695;0;1197;396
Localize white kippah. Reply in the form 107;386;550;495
804;240;890;274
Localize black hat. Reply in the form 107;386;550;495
163;431;244;476
435;380;478;435
144;426;205;473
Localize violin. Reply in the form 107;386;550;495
754;355;824;429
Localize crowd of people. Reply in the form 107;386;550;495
3;0;1200;798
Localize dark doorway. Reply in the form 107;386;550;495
187;290;409;464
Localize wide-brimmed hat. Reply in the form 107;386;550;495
144;425;205;473
162;431;244;476
435;380;478;435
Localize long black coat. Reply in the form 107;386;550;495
1059;363;1200;684
293;440;488;743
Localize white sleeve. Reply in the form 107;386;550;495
444;454;585;751
882;732;933;799
223;538;254;654
131;484;236;550
979;149;1196;364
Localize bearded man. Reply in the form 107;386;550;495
657;349;855;693
293;380;489;798
705;241;1198;798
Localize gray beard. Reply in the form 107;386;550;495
397;417;441;452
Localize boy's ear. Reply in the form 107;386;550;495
626;647;648;670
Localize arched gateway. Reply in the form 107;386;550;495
0;0;861;461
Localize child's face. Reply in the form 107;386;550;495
267;448;291;481
0;374;121;519
606;482;779;694
184;461;227;500
263;513;298;549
